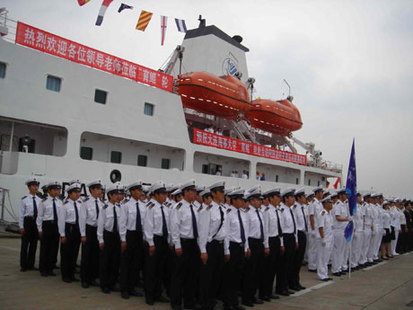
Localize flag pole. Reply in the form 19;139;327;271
349;233;352;279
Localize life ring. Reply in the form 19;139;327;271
110;169;121;183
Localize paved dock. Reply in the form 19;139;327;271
0;237;412;309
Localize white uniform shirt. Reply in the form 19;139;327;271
169;199;200;249
144;199;170;246
375;204;384;230
36;195;62;232
382;209;391;230
198;201;227;253
354;203;365;232
262;204;284;247
246;206;266;241
224;206;250;254
119;197;146;242
399;207;407;226
390;206;401;230
279;203;298;242
97;202;121;244
333;200;349;230
292;202;308;232
79;196;103;237
308;198;323;231
364;203;374;227
58;198;82;237
19;194;41;229
318;209;333;240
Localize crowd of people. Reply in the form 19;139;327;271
18;177;413;310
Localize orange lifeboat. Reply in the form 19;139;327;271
249;98;303;136
175;72;250;120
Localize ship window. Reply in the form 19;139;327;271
94;89;107;104
317;180;320;187
161;158;170;169
110;151;122;164
296;178;299;185
137;155;147;167
144;103;154;116
0;62;6;79
275;175;279;182
46;75;61;92
308;179;311;186
80;147;93;160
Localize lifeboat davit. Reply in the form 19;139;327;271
249;98;303;136
175;72;250;120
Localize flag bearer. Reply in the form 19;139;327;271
317;197;334;281
98;182;123;294
331;189;349;276
58;183;82;283
19;177;41;272
37;181;62;277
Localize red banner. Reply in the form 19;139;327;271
193;128;307;165
15;22;173;92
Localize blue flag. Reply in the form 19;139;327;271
344;139;357;242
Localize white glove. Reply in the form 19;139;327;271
383;229;387;234
311;229;317;237
348;216;353;221
321;239;326;247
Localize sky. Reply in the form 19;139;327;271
1;0;413;198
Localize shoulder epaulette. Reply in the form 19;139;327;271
280;208;285;212
176;202;182;210
226;208;232;214
22;195;27;200
206;204;212;211
103;204;108;209
245;206;250;212
197;206;203;212
63;199;69;205
264;206;269;212
42;197;47;202
83;196;90;202
321;210;326;215
146;201;154;208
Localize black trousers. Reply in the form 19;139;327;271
20;217;38;270
223;241;246;307
61;223;81;281
242;238;265;304
80;225;99;284
276;233;295;293
39;221;59;274
145;235;169;300
199;240;225;309
120;230;143;293
291;231;306;287
262;236;281;298
397;226;406;253
100;230;121;289
170;238;200;309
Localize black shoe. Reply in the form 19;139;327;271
47;271;56;276
279;291;290;296
253;298;264;304
332;272;341;276
146;298;154;305
342;269;348;273
81;282;89;288
308;269;317;273
121;291;130;299
28;267;39;271
287;290;295;295
297;284;306;290
63;278;72;283
20;268;27;272
173;307;183;310
71;277;80;282
233;305;246;310
53;265;60;269
89;280;99;286
290;286;301;291
129;290;143;297
102;287;110;294
321;278;332;281
40;272;48;277
155;295;170;302
110;285;120;292
270;294;280;299
241;301;254;307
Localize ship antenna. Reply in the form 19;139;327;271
283;79;294;102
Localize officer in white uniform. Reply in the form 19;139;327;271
119;182;146;299
79;180;104;288
390;199;401;256
169;180;200;310
144;181;170;305
37;181;62;277
19;177;41;272
98;182;123;294
222;188;250;310
307;187;324;272
317;197;334;281
352;193;364;269
58;183;82;283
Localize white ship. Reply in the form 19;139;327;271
0;12;342;223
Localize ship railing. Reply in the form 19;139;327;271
0;11;17;44
307;158;342;173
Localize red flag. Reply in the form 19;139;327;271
333;177;340;189
160;16;168;46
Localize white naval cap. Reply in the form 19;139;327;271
171;188;182;196
330;191;338;198
25;177;40;186
294;187;306;197
263;188;281;198
166;184;176;193
281;187;296;198
142;185;150;195
200;189;211;197
69;179;81;185
371;192;380;198
127;181;143;192
394;197;402;202
181;179;196;191
383;200;390;205
322;197;332;204
47;181;62;189
363;192;371;199
306;192;315;199
106;182;124;194
87;180;103;189
150;181;167;194
208;181;225;192
228;188;245;199
337;188;347;195
312;186;324;194
244;185;262;200
66;182;81;193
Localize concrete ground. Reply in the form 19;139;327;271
0;237;412;309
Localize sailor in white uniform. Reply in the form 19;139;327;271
317;197;334;281
307;187;324;272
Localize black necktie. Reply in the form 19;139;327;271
74;201;79;226
161;206;168;238
301;206;308;231
113;205;118;232
135;202;142;233
190;204;198;239
256;209;264;241
213;206;224;239
290;208;296;234
238;209;246;243
32;197;38;219
275;208;282;236
52;199;57;222
95;199;100;219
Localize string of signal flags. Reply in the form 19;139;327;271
78;0;188;46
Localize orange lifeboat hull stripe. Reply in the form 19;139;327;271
176;72;250;120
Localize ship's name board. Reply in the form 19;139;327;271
193;128;307;166
15;22;173;92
